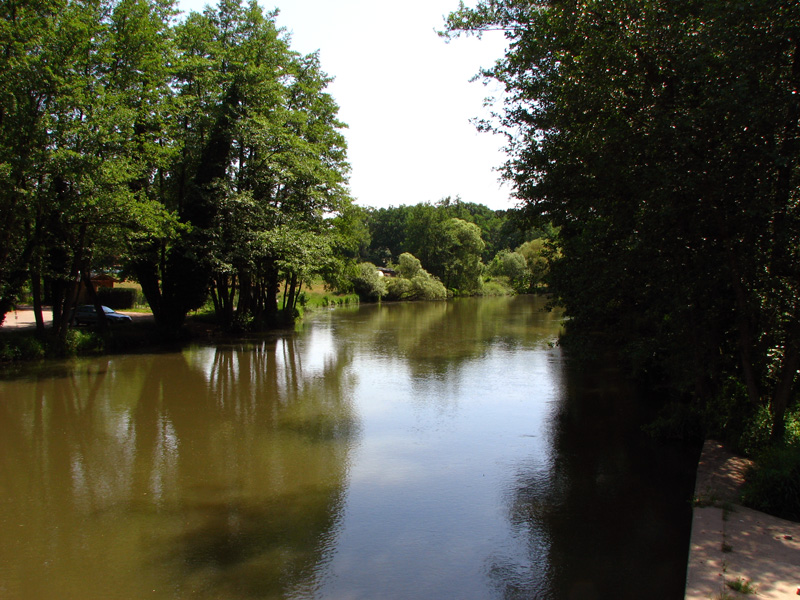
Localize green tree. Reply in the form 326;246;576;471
351;262;386;301
0;0;350;338
0;0;62;327
445;0;800;443
362;205;411;265
0;0;177;336
488;249;527;292
320;203;371;292
403;202;449;276
396;252;423;279
438;217;485;293
385;252;446;301
516;239;554;291
126;0;351;334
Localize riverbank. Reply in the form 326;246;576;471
0;305;248;363
685;440;800;599
0;302;337;363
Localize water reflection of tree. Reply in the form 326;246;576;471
0;336;358;599
352;296;562;377
492;360;699;600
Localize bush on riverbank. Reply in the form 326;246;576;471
0;332;46;361
741;445;800;521
349;256;448;302
646;378;800;449
0;287;359;362
297;290;359;310
0;323;170;362
0;329;105;361
479;277;515;296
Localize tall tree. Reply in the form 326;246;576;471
126;0;351;334
438;217;485;292
0;0;177;334
445;0;800;441
0;0;61;326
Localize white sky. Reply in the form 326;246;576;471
175;0;514;211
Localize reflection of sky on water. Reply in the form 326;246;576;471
304;300;564;599
292;328;337;375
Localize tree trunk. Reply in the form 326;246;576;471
728;254;761;406
82;268;108;333
292;279;303;312
285;273;298;316
54;224;87;338
132;255;163;326
30;269;45;335
264;261;280;323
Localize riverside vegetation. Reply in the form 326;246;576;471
443;0;800;520
2;0;799;519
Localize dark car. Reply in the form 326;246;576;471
73;305;133;325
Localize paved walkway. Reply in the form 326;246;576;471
1;306;152;329
686;440;800;599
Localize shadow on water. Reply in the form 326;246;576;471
490;356;702;600
164;488;346;599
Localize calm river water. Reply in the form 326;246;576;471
0;296;699;599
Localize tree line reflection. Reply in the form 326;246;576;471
0;336;358;599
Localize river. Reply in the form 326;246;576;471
0;296;699;599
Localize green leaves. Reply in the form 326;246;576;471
0;0;352;332
447;0;800;434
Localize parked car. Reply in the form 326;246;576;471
72;305;133;325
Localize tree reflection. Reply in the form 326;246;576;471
345;296;562;378
0;336;358;599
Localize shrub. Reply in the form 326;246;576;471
785;405;800;444
396;252;422;278
644;401;706;442
488;250;528;292
230;310;255;332
48;329;105;357
738;404;775;455
0;334;45;361
351;262;387;301
480;278;514;296
384;277;413;301
741;445;800;521
0;339;16;361
385;272;447;301
17;335;47;359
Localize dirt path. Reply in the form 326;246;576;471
685;440;800;599
1;306;153;329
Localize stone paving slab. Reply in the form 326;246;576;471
686;440;800;600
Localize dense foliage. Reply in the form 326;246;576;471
445;1;800;447
0;0;351;337
360;198;555;295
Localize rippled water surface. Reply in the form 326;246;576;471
0;297;699;599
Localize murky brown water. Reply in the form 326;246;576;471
0;297;698;599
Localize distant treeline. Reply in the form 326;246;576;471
353;198;557;298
